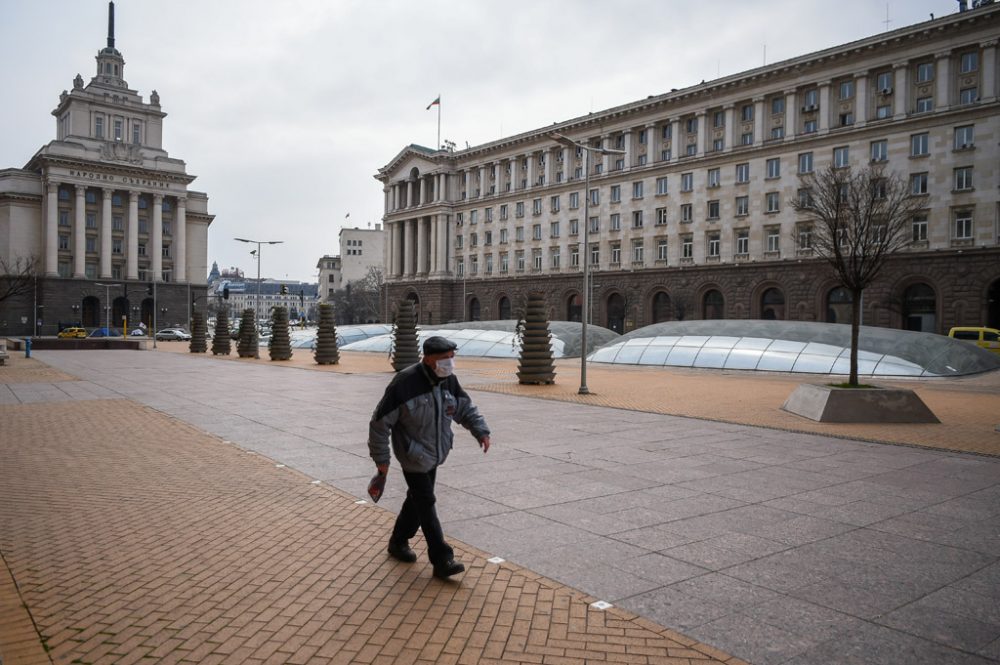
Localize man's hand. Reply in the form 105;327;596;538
479;436;491;453
376;463;389;475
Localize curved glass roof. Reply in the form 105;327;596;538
342;328;566;358
589;320;1000;377
284;324;394;349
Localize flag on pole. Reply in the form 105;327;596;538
345;213;350;219
426;95;441;110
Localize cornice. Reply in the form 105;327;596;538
0;192;42;204
28;154;196;185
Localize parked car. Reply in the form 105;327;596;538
155;328;192;341
57;327;88;339
948;326;1000;355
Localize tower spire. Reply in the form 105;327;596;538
107;1;115;49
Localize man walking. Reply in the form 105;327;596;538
368;336;491;579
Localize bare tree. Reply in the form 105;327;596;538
792;164;924;385
0;256;38;306
331;266;385;324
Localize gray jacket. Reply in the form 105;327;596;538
368;363;490;473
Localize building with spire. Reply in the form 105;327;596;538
0;2;213;335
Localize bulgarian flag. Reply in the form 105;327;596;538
426;95;441;110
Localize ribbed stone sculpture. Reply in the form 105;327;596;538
314;303;340;365
268;306;292;361
189;310;208;353
517;293;556;385
211;310;231;356
391;300;420;372
236;308;258;358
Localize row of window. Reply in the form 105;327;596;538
93;113;142;144
57;188;178;211
57;236;173;257
57;213;175;235
56;263;171;282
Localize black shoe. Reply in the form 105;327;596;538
387;540;417;563
432;560;465;579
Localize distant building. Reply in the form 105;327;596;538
212;277;319;322
316;255;342;304
0;2;213;335
339;225;386;285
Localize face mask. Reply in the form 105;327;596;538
433;357;455;378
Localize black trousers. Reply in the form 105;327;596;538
392;467;453;566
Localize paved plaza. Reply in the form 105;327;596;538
2;348;999;664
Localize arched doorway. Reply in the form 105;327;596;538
567;294;582;322
761;288;785;320
112;297;130;331
988;279;1000;329
826;287;853;324
652;291;671;323
703;290;724;319
141;298;154;330
498;296;511;320
82;296;100;327
606;293;625;334
469;297;481;321
902;283;936;332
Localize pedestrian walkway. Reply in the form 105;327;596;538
2;348;999;664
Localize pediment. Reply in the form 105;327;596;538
377;144;447;181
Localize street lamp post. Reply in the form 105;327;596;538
234;237;283;359
550;133;624;395
95;282;120;334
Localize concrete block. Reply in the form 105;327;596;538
782;383;939;423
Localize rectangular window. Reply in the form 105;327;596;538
954;125;974;149
736;229;749;255
485;254;493;275
736;195;749;216
766;192;780;213
798;152;813;174
660;149;671;161
954;166;973;191
910;172;928;195
735;163;749;184
570;246;579;267
707;200;720;220
685;143;697;156
741;104;754;122
590;244;600;266
707;168;720;187
611;244;621;264
610;213;621;231
912;213;928;242
85;237;96;253
657;238;668;261
834;146;850;168
86;213;97;229
589;188;599;205
610;185;621;203
614;158;624;171
550;222;560;238
876;70;893;91
771;126;785;140
485;207;493;222
960;51;979;74
500;204;508;220
632;211;644;228
655;207;668;225
876;104;892;120
515;226;524;242
771;97;785;114
569;219;579;236
839;80;854;99
959;87;978;105
568;192;579;209
632;181;644;199
798;225;813;249
58;261;71;278
516;251;525;272
680;203;693;223
138;243;147;257
515;202;524;218
111;264;122;279
767;227;781;253
112;238;123;254
484;231;492;245
713;110;725;128
550;247;560;269
58;234;70;250
798;188;813;208
95;115;104;138
916;61;934;83
712;138;724;152
533;249;542;271
662;124;672;139
132;122;141;145
114;118;123;141
85;264;97;279
741;132;754;145
638;128;647;144
632;239;644;264
589;216;600;233
656;176;668;195
686;117;698;133
954;210;973;239
532;199;542;215
456;234;464;249
766;158;780;179
162;245;170;258
911;133;929;157
803;89;818;108
162;221;171;236
916;96;933;113
806;120;821;134
500;253;509;273
682;235;693;259
499;228;508;244
680;172;693;192
840;112;854;127
870;139;888;162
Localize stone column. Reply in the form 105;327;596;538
645;124;657;161
543;151;553;184
753;97;765;144
388;221;398;278
429;216;438;276
127;192;139;280
982;40;998;101
477;166;485;196
935;53;950;110
854;73;868;125
526;154;536;188
404;219;415;276
601;137;610;173
406;180;414;208
391;184;398;210
623;131;633;169
437;214;449;274
893;63;908;118
152;194;163;282
669;120;680;161
723;106;735;152
100;189;112;278
73;185;86;278
818;81;831;132
175;197;186;282
45;183;58;276
784;90;797;139
416;217;428;275
695;114;706;156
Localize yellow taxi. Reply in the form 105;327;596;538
57;327;88;339
948;327;1000;355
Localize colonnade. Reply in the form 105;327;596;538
386;215;450;279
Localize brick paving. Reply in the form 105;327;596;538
0;397;738;665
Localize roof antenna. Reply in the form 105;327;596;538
107;1;115;49
883;3;891;31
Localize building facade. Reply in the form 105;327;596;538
339;225;386;285
316;255;342;304
211;278;319;323
0;3;213;335
376;6;1000;333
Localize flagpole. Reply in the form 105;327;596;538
436;93;441;150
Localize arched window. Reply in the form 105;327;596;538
652;291;671;323
826;287;853;324
469;297;481;321
606;293;626;334
703;290;725;320
498;296;511;320
760;288;785;320
902;283;936;332
567;294;582;322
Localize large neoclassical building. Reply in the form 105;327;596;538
377;5;999;334
0;3;212;336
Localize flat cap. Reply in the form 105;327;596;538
423;335;458;355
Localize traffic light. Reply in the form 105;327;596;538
280;284;288;295
222;286;230;300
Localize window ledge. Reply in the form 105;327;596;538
952;188;975;194
909;240;929;249
706;255;721;263
796;248;814;257
951;238;975;247
680;257;695;265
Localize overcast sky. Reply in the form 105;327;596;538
2;0;951;283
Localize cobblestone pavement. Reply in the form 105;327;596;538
2;348;1000;664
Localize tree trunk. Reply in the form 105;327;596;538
849;287;863;386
